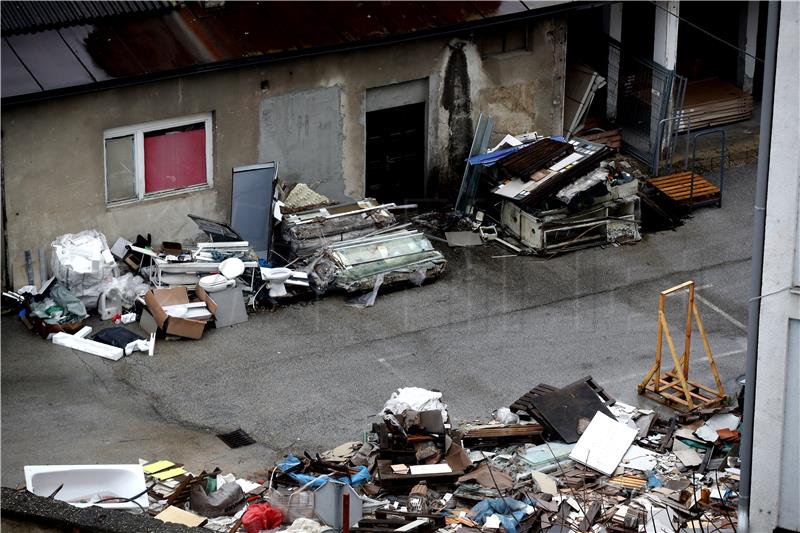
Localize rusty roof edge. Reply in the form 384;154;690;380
2;1;607;107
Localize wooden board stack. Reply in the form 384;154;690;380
581;128;622;150
677;78;753;132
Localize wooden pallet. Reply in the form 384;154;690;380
649;172;721;207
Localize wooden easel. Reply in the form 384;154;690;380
638;281;726;411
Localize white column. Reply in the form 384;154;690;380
653;1;680;70
605;3;622;120
751;2;800;531
742;1;759;94
651;1;680;160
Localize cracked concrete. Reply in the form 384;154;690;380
1;164;756;488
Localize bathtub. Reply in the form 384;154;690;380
24;464;148;510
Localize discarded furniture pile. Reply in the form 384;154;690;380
449;118;643;256
18;383;742;532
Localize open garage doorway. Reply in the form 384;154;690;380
365;102;426;204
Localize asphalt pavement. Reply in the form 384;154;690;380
1;164;755;486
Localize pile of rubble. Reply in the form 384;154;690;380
4;184;448;351
17;381;741;533
448;121;645;256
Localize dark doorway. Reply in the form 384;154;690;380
365;102;426;203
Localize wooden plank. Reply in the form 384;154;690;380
655;180;718;191
658;380;714;402
652;177;717;188
657;184;719;194
662;190;720;200
668;191;720;201
693;303;725;397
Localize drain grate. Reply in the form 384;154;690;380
217;429;256;448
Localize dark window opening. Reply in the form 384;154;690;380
365;102;426;204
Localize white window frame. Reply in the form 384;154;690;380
103;113;214;206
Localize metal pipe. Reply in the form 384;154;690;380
738;2;780;531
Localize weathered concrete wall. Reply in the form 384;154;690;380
1;16;565;288
258;86;344;200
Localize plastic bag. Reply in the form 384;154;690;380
96;273;150;309
492;407;520;425
51;230;118;310
345;273;384;309
382;387;448;421
190;482;245;518
242;503;284;533
266;467;315;524
93;327;144;353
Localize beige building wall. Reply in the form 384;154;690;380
1;17;566;289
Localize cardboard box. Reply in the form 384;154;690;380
144;287;216;340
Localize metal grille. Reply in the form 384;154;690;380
217;429;256;449
614;39;686;173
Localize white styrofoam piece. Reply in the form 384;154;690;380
196;241;249;249
408;464;452;475
569;412;637;476
397;518;431;532
74;326;93;338
52;332;124;361
25;464;148;510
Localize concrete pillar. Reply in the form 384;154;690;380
741;1;759;93
605;3;622;121
750;2;800;530
653;1;680;70
651;1;680;160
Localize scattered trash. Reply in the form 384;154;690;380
16;374;743;533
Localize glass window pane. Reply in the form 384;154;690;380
143;122;207;194
105;135;137;202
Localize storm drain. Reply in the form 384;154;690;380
217;429;256;448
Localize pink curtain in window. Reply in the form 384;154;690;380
144;129;206;193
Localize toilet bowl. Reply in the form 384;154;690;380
199;273;235;293
199;257;246;293
261;267;293;297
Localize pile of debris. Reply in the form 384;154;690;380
15;380;742;533
4;178;449;354
449;119;643;256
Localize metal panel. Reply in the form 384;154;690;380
231;162;278;258
6;31;93;90
1;38;41;96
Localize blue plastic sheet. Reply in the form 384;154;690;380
276;454;370;489
466;145;525;167
468;497;533;533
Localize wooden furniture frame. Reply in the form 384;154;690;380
638;281;725;411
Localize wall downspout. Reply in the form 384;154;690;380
738;1;780;531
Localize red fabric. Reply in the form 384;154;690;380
144;128;206;193
242;503;284;533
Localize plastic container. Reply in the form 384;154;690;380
98;288;122;320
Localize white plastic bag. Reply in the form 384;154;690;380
51;230;118;310
97;273;150;309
